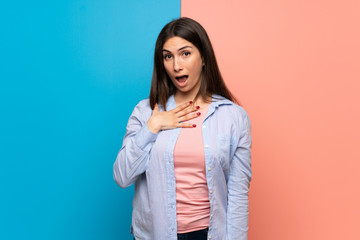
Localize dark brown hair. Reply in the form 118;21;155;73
149;17;237;110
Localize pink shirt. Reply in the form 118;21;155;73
173;106;210;233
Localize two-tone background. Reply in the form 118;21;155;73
1;1;359;239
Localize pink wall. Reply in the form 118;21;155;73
182;1;360;239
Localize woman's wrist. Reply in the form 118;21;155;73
147;118;161;134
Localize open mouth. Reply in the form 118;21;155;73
175;75;188;83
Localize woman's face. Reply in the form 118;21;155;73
162;36;203;98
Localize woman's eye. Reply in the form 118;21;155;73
164;55;172;60
183;51;191;56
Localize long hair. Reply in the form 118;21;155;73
149;17;238;110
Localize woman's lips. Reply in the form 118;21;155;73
175;75;188;84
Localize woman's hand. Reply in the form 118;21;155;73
147;101;200;134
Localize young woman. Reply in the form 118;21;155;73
113;17;252;240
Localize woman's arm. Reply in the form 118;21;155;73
226;109;252;240
113;101;157;188
113;100;200;188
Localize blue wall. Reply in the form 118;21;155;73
0;1;180;239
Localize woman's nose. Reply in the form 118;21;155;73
173;58;182;72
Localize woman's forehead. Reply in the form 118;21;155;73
163;36;196;51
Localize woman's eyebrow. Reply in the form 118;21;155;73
178;46;192;51
162;46;193;52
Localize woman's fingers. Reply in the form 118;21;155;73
178;122;197;128
176;105;200;117
172;101;200;118
150;101;201;132
178;112;201;123
173;101;193;113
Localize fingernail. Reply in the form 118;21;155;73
192;124;196;127
189;101;193;104
197;112;201;116
196;106;200;109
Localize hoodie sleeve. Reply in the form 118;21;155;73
226;107;252;240
113;101;157;188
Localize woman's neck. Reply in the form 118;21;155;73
174;92;211;109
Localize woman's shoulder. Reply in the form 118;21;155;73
135;98;151;108
230;103;250;119
130;98;152;119
212;95;249;118
211;98;251;138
